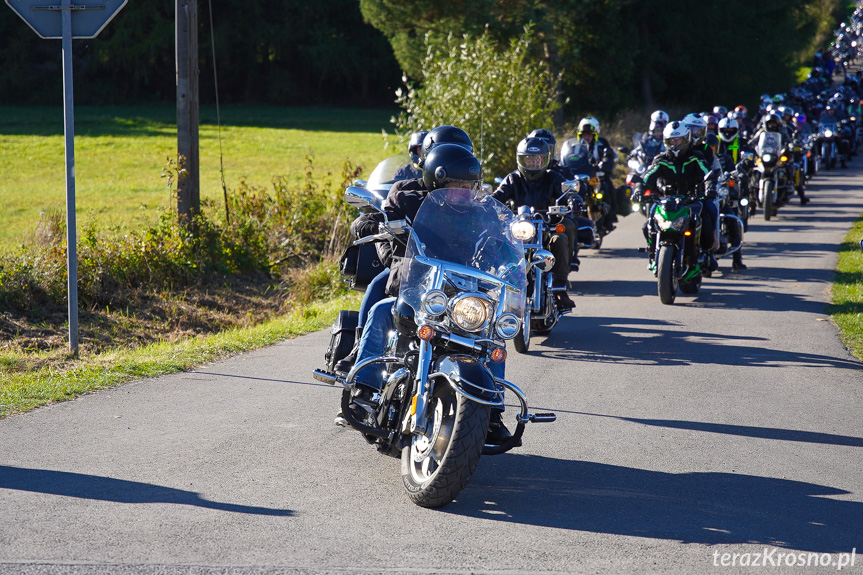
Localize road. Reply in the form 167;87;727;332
1;161;862;575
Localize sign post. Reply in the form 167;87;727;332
5;0;127;356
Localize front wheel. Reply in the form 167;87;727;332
763;181;774;221
657;245;677;305
401;383;490;508
513;309;531;353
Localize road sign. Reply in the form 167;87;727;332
5;0;127;39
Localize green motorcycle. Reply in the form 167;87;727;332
643;195;705;305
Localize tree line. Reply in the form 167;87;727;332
0;0;848;119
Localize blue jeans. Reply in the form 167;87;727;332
352;298;506;391
357;268;390;329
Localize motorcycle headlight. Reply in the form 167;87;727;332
631;201;641;213
825;130;834;138
421;289;448;316
449;295;491;332
494;313;520;339
510;220;536;241
762;153;773;163
740;198;749;206
655;212;687;232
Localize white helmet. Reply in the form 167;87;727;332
682;113;707;143
649;110;669;131
663;121;691;158
717;117;739;143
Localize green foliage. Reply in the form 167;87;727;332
829;218;863;361
394;28;561;179
0;153;357;313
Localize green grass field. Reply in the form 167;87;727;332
0;105;400;249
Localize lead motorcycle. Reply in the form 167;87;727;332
315;186;555;508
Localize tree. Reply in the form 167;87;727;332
395;28;561;179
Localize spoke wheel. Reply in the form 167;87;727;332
401;383;490;508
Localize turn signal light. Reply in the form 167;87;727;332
491;347;507;363
555;223;565;233
418;325;435;341
684;230;692;236
780;155;789;162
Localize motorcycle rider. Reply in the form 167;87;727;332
632;110;668;162
715;118;750;270
576;116;619;233
633;121;719;272
683;113;719;170
392;130;428;181
344;144;514;444
336;126;474;375
493;137;577;310
528;128;587;271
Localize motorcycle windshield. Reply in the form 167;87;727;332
366;154;415;200
399;188;527;331
559;138;594;176
756;131;782;156
820;121;838;136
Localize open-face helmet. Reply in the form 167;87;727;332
422;143;482;191
682;113;708;143
421;125;473;160
408;130;429;166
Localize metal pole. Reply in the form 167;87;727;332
61;0;79;356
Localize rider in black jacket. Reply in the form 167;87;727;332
635;121;719;270
493;137;576;309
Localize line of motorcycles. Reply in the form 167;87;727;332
618;111;862;306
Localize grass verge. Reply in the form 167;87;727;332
0;292;360;418
830;216;863;361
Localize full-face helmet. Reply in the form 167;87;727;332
718;117;739;143
516;137;551;181
682;113;708;143
663;121;691;158
527;128;557;159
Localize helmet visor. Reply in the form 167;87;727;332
518;153;549;171
666;136;687;148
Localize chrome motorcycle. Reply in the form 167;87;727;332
315;187;555;508
508;190;575;353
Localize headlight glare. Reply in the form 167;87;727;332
510;220;536;241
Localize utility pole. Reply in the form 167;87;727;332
176;0;199;224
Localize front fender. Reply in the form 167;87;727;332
431;355;504;407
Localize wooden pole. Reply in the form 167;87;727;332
176;0;200;223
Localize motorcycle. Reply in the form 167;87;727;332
618;138;659;218
314;186;555;508
559;138;613;245
714;172;745;269
639;188;706;305
815;121;840;170
752;131;790;221
353;153;415;205
508;190;575;353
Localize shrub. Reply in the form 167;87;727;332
394;27;562;180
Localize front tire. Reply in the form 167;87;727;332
763;181;774;221
513;309;531;353
657;245;677;305
401;383;490;508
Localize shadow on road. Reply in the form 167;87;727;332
538;317;862;370
450;454;862;553
0;465;293;516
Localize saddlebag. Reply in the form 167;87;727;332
325;310;359;371
339;243;384;291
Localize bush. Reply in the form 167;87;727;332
0;153;359;314
394;27;562;180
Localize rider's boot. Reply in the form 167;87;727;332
334;327;363;375
732;251;747;271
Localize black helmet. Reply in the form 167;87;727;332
516;137;551;181
422;144;482;191
764;113;782;132
527;128;557;158
408;130;429;166
421;125;473;161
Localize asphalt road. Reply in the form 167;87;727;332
1;161;862;575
